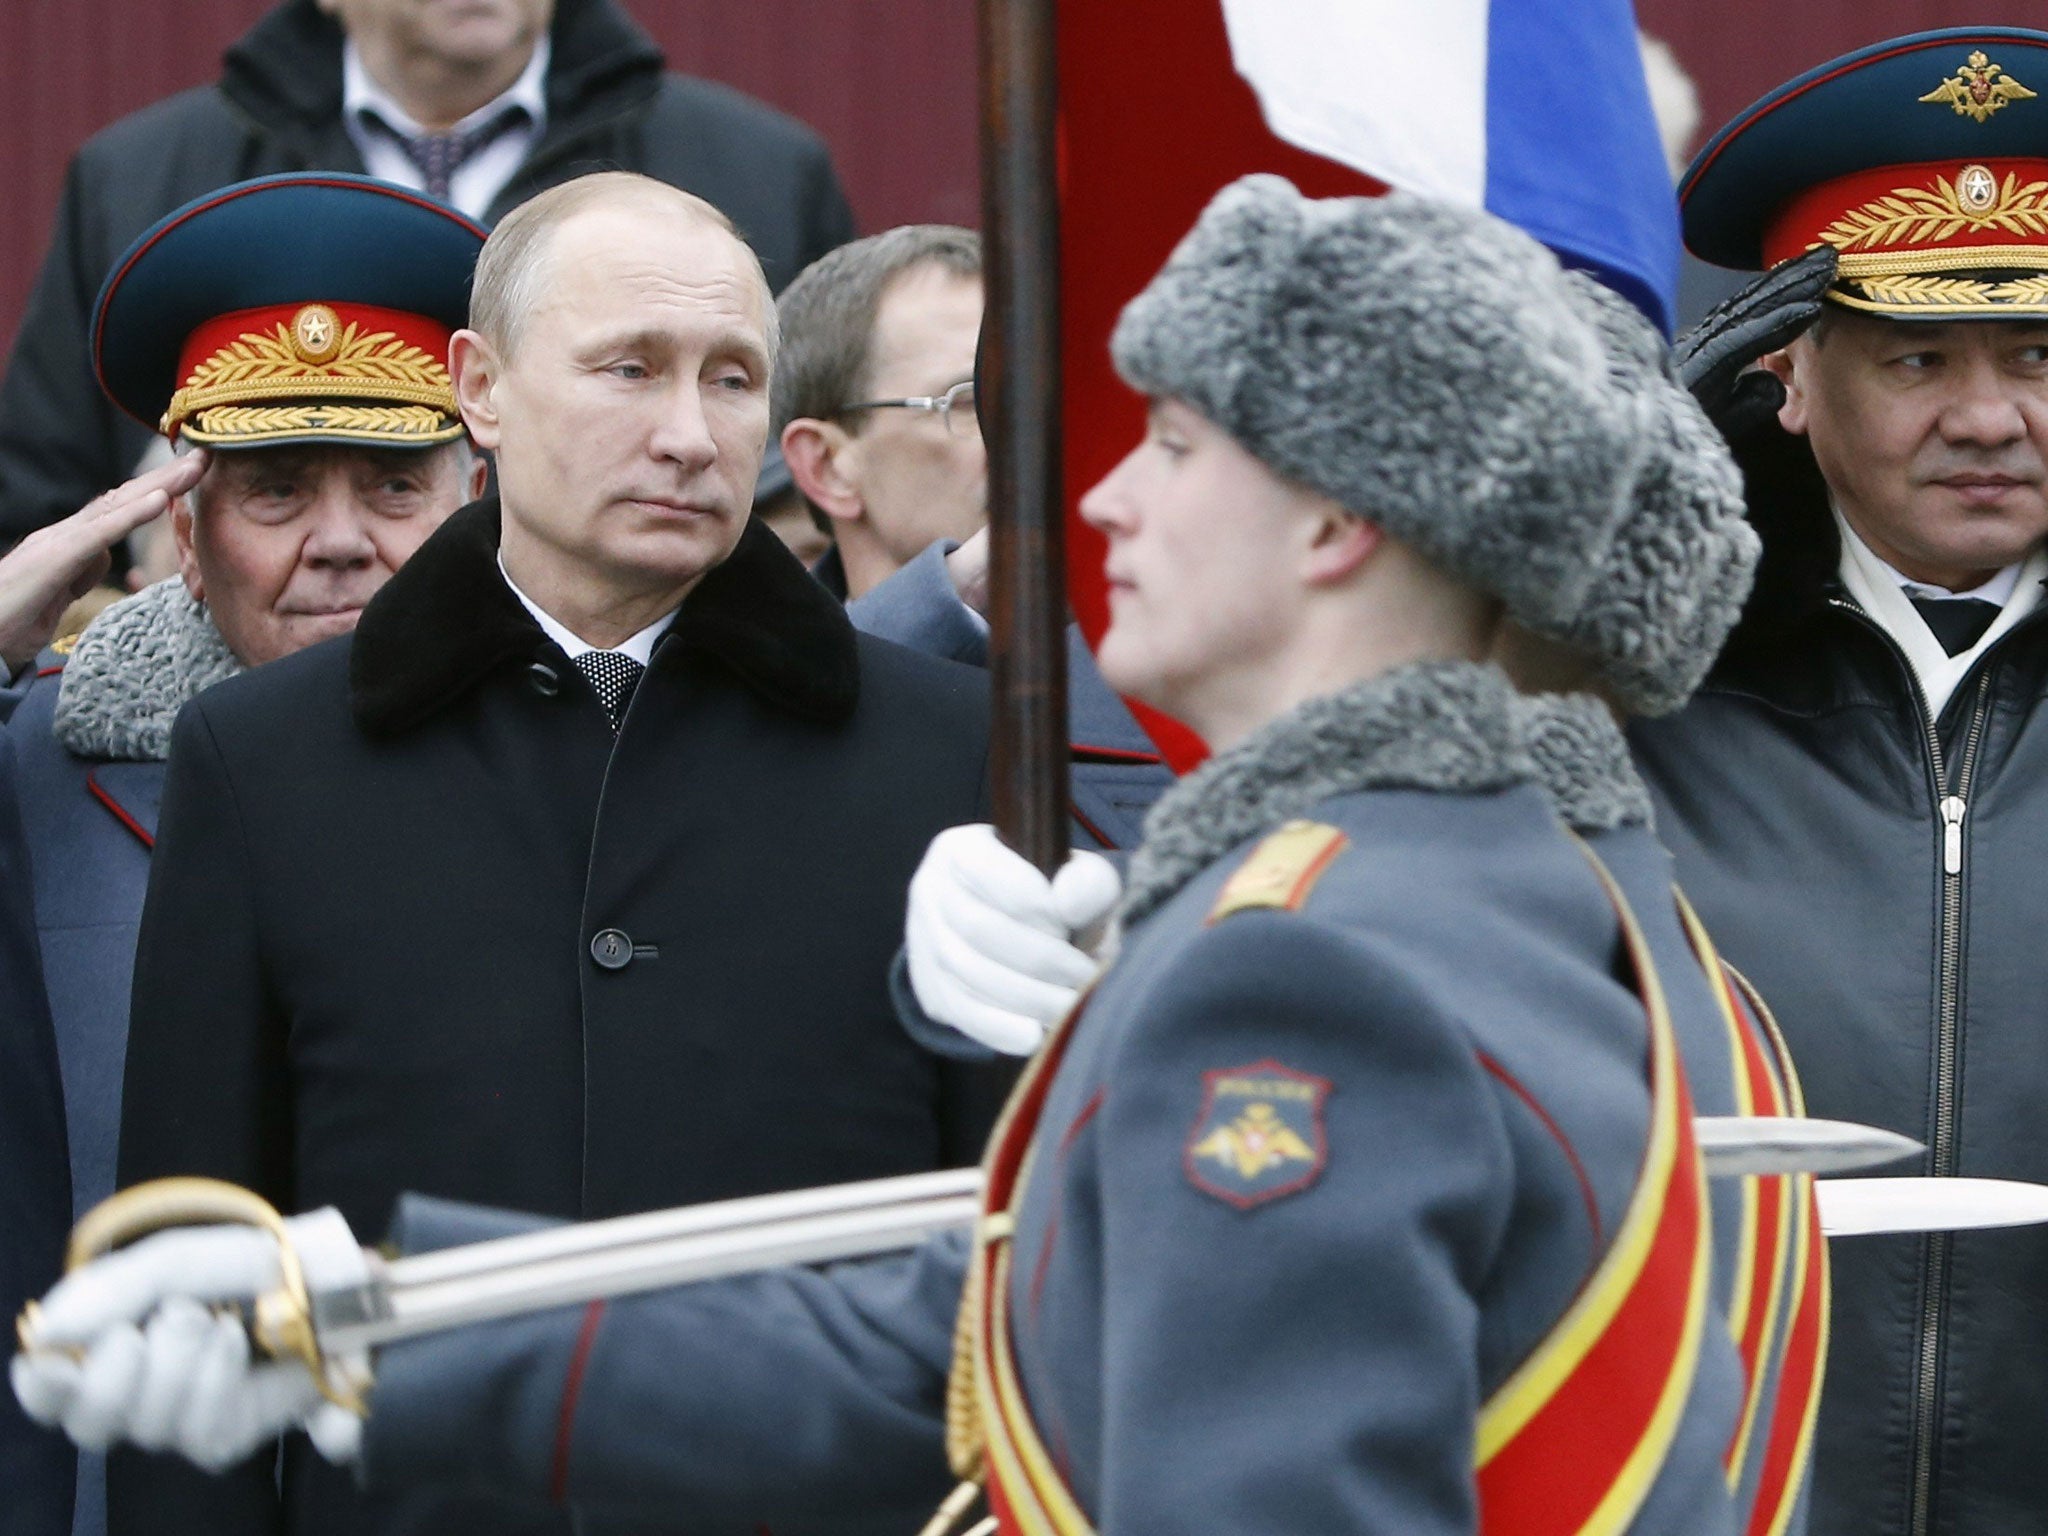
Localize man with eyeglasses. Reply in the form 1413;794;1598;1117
773;228;1173;856
775;227;988;602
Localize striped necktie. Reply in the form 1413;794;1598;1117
364;103;530;200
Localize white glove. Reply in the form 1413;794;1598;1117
12;1209;371;1470
905;824;1122;1055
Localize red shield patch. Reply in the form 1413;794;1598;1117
1183;1059;1331;1209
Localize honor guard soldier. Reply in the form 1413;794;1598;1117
1636;28;2048;1536
910;265;1830;1536
17;180;1752;1535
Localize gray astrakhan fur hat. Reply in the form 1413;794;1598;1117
1547;274;1757;714
1111;175;1756;716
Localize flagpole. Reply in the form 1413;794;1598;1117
979;0;1068;878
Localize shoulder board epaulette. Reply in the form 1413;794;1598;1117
1208;819;1349;924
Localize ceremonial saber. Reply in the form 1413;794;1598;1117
384;1168;983;1293
1817;1176;2048;1237
305;1116;1921;1350
319;1190;982;1356
19;1115;1916;1372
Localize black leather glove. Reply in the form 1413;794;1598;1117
1674;245;1838;443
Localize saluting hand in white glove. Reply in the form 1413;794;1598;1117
11;1209;371;1470
905;824;1122;1056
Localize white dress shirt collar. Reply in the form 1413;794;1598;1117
499;554;678;667
1833;506;2046;718
341;37;549;220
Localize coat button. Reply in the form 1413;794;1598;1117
527;661;562;697
590;928;633;970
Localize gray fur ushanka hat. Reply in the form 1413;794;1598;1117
1111;175;1757;716
1550;273;1757;714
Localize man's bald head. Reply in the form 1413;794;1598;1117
470;172;779;366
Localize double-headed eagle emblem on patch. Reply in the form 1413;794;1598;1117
1184;1060;1330;1209
1921;51;2037;123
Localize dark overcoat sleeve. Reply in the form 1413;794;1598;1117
0;733;75;1536
110;697;288;1536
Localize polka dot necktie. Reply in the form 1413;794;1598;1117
573;651;645;732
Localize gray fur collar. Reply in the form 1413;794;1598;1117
53;579;243;762
1514;692;1654;835
1119;661;1532;929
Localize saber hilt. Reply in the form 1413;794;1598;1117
16;1176;366;1415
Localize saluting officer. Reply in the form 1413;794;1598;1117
17;178;1753;1536
0;173;485;1536
1642;28;2048;1535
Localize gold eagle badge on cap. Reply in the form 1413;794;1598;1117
1920;51;2038;123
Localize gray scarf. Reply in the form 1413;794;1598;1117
1513;692;1654;835
53;578;243;762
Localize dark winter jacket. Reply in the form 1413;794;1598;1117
111;502;1009;1536
1631;425;2048;1536
0;0;854;545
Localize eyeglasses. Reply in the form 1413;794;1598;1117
837;380;978;438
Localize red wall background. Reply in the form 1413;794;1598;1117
1;1;2042;355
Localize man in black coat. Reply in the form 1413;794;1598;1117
0;0;855;550
113;172;1004;1536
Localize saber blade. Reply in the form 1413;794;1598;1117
292;1118;1917;1357
319;1193;982;1356
1694;1116;1921;1178
1818;1176;2048;1237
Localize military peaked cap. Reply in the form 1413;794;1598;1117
1684;28;2048;319
93;173;486;449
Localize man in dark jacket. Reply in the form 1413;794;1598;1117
1638;27;2048;1536
113;171;1005;1536
0;0;854;550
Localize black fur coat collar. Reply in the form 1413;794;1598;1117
349;498;859;737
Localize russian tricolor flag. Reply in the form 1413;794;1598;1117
1219;0;1681;335
1056;0;1681;767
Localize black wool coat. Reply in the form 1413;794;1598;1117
113;501;1007;1536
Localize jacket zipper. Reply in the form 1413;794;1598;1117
1829;598;1994;1536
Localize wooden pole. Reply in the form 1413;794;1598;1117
979;0;1068;879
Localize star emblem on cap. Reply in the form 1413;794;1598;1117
1959;163;1999;213
1920;50;2038;123
292;304;340;364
